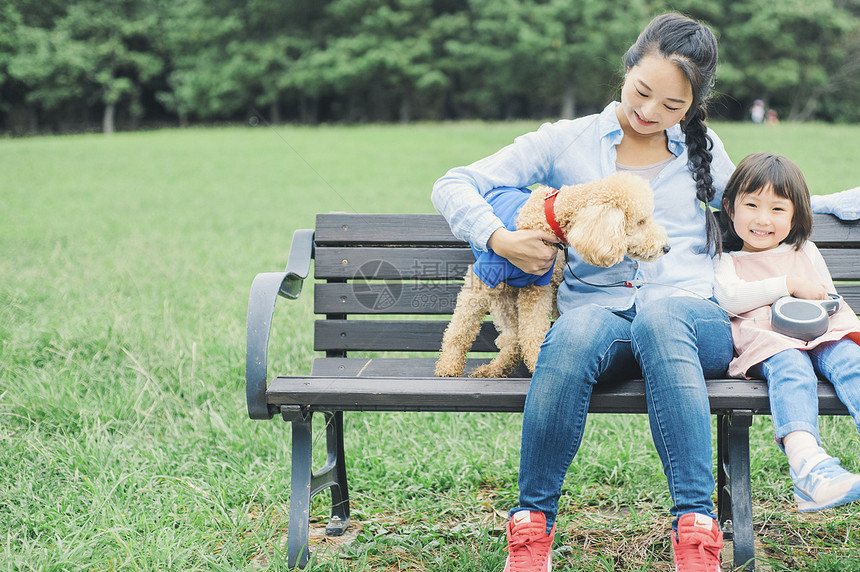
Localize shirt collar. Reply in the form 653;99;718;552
600;101;686;158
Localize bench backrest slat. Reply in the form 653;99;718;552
314;282;860;315
315;247;472;280
819;249;860;280
313;247;860;281
315;213;462;245
315;320;499;352
805;215;860;246
311;213;860;356
314;212;860;245
315;283;462;314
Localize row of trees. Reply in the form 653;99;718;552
2;0;860;134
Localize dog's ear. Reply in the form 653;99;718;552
566;204;626;267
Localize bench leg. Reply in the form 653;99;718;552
286;409;313;568
717;414;730;525
717;411;755;571
317;411;351;536
281;408;351;569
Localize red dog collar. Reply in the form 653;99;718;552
543;187;567;243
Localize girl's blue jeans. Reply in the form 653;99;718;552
751;339;860;444
512;296;733;531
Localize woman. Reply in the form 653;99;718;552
432;14;733;572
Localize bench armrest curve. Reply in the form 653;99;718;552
280;229;315;299
245;229;314;419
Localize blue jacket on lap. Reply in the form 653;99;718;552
470;186;555;288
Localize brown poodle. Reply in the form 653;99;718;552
435;172;671;378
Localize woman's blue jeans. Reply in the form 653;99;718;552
513;296;732;531
752;339;860;444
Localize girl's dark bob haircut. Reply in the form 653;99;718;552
720;152;813;251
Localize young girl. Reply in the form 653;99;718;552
433;13;733;572
714;152;860;512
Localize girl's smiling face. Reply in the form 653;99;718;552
617;53;693;136
730;184;796;252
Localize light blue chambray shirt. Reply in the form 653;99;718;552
431;102;736;314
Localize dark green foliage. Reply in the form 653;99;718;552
3;0;860;132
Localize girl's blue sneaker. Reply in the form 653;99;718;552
791;453;860;511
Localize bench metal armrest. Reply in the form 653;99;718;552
246;229;314;419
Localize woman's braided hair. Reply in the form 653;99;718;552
624;13;721;253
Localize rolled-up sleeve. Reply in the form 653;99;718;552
431;125;557;250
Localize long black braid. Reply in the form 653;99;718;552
682;103;721;253
624;13;721;253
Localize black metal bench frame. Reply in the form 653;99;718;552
246;212;860;570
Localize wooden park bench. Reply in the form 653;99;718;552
245;212;860;570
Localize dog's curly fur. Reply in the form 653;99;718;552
435;172;671;378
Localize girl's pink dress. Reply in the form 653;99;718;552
728;248;860;378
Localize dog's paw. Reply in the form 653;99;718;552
469;363;506;378
434;359;464;377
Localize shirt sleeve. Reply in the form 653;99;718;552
810;187;860;220
430;123;558;250
713;253;790;314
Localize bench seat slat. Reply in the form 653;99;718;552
267;373;849;415
311;356;531;378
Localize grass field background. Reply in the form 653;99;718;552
2;120;860;571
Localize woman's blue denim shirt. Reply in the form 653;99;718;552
431;102;736;314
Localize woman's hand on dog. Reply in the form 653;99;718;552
488;227;561;275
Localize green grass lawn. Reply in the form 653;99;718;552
2;120;860;571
